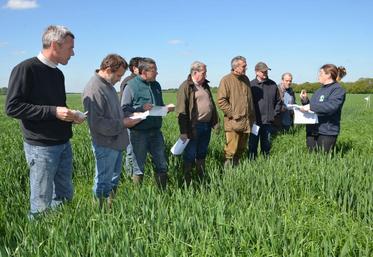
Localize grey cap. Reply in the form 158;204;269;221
255;62;271;71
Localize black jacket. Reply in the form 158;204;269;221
250;78;282;125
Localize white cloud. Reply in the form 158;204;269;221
167;39;184;45
179;51;192;56
12;50;27;55
0;42;9;48
4;0;38;10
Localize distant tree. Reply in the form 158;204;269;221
0;87;7;95
292;78;373;94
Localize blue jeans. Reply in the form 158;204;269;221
248;124;273;159
129;129;167;176
125;129;141;176
183;122;212;162
24;141;73;215
92;144;123;198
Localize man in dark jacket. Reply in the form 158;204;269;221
248;62;282;159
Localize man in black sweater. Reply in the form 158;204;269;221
5;25;84;218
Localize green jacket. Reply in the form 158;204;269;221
122;75;164;130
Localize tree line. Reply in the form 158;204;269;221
1;78;372;95
292;78;373;93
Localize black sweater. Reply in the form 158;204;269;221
5;57;72;146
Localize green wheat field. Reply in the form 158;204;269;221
0;93;372;256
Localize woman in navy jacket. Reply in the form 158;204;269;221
300;64;347;152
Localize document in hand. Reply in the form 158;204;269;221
130;111;149;120
148;106;169;116
285;104;303;110
293;109;318;124
251;123;260;136
170;138;190;155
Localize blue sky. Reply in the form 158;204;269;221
0;0;372;92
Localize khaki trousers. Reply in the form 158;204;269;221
224;131;248;159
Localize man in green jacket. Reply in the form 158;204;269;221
121;58;174;189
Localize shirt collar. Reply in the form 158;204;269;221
37;52;58;68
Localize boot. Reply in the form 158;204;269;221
183;161;193;185
224;158;233;169
195;159;206;181
98;197;109;210
107;189;116;209
132;174;143;185
233;156;240;167
155;173;168;190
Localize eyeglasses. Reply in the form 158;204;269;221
146;69;158;73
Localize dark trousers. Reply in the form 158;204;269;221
306;134;337;153
248;124;272;160
183;122;212;163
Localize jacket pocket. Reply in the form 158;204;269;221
230;117;248;132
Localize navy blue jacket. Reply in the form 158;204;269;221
250;78;282;125
306;82;346;136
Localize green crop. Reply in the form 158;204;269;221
0;93;372;256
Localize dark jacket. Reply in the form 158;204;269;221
303;82;346;136
250;78;282;125
175;75;219;138
121;75;164;130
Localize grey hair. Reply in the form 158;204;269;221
42;25;74;49
231;56;246;70
281;72;293;80
190;61;206;75
138;57;156;74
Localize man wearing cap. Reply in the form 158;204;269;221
248;62;282;159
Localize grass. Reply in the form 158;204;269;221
0;93;372;256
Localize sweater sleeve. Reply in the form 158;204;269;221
310;87;345;116
83;90;125;137
217;78;233;118
5;63;57;120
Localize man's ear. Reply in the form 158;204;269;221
50;41;59;51
105;67;113;74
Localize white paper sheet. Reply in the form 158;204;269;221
73;110;87;119
148;106;169;116
251;123;260;136
170;138;190;155
285;104;303;110
129;111;149;120
293;109;318;124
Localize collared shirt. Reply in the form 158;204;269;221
37;52;57;69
